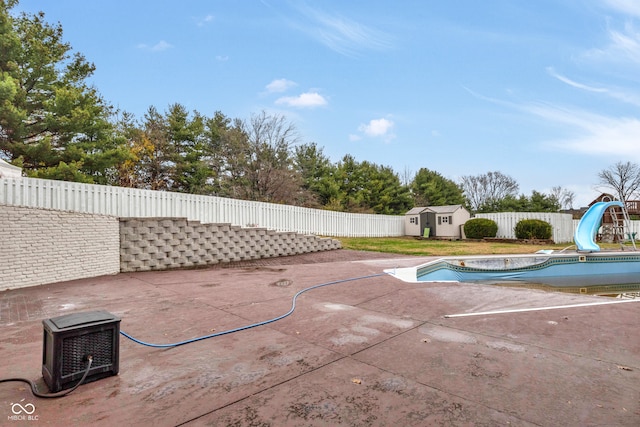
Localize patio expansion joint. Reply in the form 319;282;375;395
173;352;352;426
175;317;434;425
346;320;545;427
346;315;640;424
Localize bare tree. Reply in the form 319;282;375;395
597;161;640;203
460;171;519;212
400;166;413;187
239;111;301;203
550;186;576;210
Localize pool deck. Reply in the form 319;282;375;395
1;249;639;426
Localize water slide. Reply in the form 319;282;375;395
574;201;623;251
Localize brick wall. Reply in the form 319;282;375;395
119;218;342;272
0;205;120;290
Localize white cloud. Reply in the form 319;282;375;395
137;40;173;52
546;67;607;93
358;118;395;138
466;87;640;161
603;0;640;18
275;92;327;108
583;21;640;65
197;14;214;26
266;79;297;93
216;55;229;62
524;102;640;161
349;134;362;141
547;67;640;106
290;4;393;57
152;41;172;52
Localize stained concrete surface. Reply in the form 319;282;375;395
0;250;638;426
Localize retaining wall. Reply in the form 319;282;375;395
1;206;342;289
119;217;342;272
0;205;120;290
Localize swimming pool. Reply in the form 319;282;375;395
385;251;640;297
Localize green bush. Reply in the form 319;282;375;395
463;218;498;239
514;219;552;240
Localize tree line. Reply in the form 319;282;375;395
5;1;638;216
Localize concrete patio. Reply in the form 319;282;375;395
1;250;638;426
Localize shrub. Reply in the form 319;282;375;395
514;219;552;240
463;218;498;239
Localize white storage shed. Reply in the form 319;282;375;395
405;205;470;239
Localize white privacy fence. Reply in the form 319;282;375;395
4;177;640;242
477;211;640;243
0;177;405;237
476;212;574;243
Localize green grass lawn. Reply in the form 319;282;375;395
337;236;594;257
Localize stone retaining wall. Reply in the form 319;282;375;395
120;217;342;272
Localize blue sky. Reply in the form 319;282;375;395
14;0;640;207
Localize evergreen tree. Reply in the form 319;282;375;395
333;155;412;214
0;1;130;182
293;142;339;207
411;168;465;207
165;103;209;194
497;191;560;212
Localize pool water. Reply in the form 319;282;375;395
474;273;640;298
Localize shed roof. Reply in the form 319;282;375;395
405;207;426;215
405;205;468;215
424;204;465;214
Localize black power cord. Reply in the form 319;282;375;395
0;355;93;398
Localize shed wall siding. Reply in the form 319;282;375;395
405;215;422;236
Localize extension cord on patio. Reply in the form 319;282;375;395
0;355;93;398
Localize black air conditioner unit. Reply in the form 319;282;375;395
42;310;121;393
